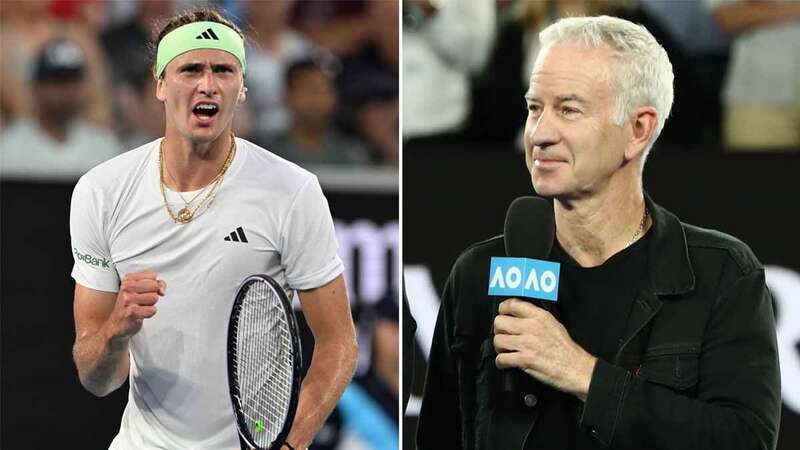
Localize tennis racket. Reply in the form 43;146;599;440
227;274;303;450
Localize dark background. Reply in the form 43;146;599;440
402;144;800;450
0;181;398;449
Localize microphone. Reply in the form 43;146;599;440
504;196;555;261
489;196;559;393
489;196;559;303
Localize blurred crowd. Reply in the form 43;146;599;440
403;0;800;154
0;0;399;180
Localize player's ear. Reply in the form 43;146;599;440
155;76;166;102
624;106;657;162
237;86;248;105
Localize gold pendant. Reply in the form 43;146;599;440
177;207;194;223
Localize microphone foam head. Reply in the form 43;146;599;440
504;196;555;259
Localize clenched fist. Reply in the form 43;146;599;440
106;271;166;342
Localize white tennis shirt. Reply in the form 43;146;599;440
70;137;344;449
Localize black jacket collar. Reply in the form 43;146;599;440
644;192;695;296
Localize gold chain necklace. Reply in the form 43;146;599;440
158;135;236;224
162;152;212;207
626;206;649;248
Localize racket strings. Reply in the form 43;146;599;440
233;280;296;447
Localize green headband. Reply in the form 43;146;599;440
156;21;246;77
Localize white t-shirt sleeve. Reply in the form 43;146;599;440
280;176;344;290
70;176;120;292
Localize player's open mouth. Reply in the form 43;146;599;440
192;103;219;121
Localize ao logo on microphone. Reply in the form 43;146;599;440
488;257;560;301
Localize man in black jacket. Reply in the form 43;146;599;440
417;15;781;450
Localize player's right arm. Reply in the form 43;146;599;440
72;272;165;397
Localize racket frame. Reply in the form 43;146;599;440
227;274;303;450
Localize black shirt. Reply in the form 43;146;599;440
525;231;651;449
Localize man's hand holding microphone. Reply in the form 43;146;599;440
493;298;597;402
490;197;596;402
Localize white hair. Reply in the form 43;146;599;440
539;15;674;162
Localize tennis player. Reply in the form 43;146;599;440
70;9;357;450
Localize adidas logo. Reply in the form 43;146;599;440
196;28;220;40
224;226;248;243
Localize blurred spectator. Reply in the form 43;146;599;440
241;0;316;140
102;0;174;87
267;58;371;166
0;0;47;124
0;0;113;129
102;0;174;144
1;38;122;180
344;0;400;166
292;0;372;56
708;0;800;151
50;0;108;37
291;0;400;166
635;0;730;150
403;0;495;141
357;97;399;166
